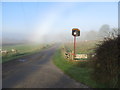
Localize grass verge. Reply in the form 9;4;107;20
53;48;106;88
1;44;52;63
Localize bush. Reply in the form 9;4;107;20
92;34;119;88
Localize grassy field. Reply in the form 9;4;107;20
64;40;97;54
53;40;109;88
1;44;51;63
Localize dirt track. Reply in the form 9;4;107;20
2;45;89;88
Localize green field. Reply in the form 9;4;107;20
1;44;51;63
64;40;98;61
64;40;97;54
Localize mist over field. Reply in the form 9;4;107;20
2;25;118;45
2;2;118;45
1;1;119;88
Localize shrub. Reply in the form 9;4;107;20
92;32;119;88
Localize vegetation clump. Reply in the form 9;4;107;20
92;31;119;88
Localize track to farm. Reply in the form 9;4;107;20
2;45;88;88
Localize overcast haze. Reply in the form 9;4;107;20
2;2;118;44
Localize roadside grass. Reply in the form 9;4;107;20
1;44;51;63
53;48;106;88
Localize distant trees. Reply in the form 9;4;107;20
85;30;98;40
84;24;114;41
98;24;110;39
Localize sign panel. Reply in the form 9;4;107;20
72;28;80;36
75;54;88;59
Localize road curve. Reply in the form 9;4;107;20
3;45;89;88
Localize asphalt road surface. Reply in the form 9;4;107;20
2;45;89;88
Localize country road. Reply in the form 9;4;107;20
2;45;89;88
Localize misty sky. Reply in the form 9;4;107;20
2;2;118;43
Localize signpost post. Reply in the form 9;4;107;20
74;35;76;58
72;28;80;59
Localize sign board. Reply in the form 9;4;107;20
75;54;88;59
72;28;80;36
